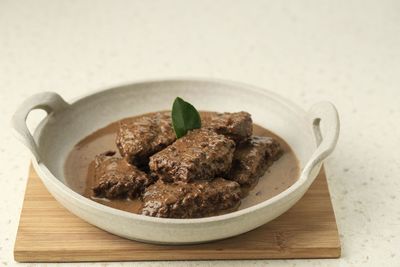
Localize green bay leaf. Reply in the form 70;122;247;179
171;97;201;138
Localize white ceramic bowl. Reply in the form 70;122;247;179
12;78;339;244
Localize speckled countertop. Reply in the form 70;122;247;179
1;0;399;266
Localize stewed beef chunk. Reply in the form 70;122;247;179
92;151;153;199
228;136;282;186
116;112;176;166
149;129;235;182
141;178;241;218
202;111;252;143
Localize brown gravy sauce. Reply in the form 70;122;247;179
64;111;300;215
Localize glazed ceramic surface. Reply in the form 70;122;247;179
12;78;339;244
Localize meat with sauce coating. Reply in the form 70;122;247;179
228;136;282;186
202;111;252;143
149;128;235;183
92;151;154;199
116;112;176;166
141;178;241;218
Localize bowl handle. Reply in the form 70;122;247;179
11;92;70;162
302;101;340;180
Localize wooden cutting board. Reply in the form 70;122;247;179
14;166;341;262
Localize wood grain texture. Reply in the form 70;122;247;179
14;166;341;262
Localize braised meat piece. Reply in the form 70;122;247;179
202;111;252;143
116;112;176;166
149;129;235;182
141;178;241;218
228;136;282;186
92;151;153;199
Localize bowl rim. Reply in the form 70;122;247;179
33;77;313;225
